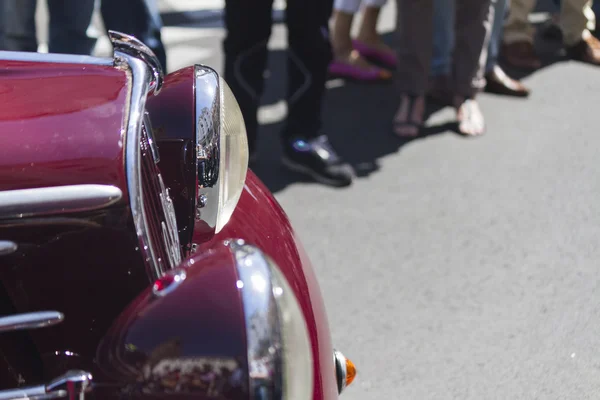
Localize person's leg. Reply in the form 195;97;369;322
453;0;492;136
561;0;595;45
482;0;530;97
223;0;273;157
485;0;506;73
330;0;392;80
562;0;600;64
48;0;95;54
353;0;397;68
2;0;37;52
283;0;353;186
502;0;537;44
393;0;433;137
331;0;361;60
285;0;334;139
430;0;455;78
501;0;540;69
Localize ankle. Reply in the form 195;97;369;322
356;31;381;46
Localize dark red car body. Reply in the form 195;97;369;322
0;40;340;400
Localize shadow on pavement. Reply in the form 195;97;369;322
249;31;461;193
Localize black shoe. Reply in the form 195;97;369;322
281;135;353;187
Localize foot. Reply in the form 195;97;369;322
393;94;425;138
566;33;600;65
454;96;485;136
329;49;392;81
282;135;353;187
484;65;530;97
501;41;542;70
353;37;397;69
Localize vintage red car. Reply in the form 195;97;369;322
0;32;355;400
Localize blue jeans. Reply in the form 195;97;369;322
0;0;95;54
431;0;506;77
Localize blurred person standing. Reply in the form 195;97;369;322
502;0;600;68
430;0;530;98
223;0;353;187
101;0;167;72
1;0;95;54
393;0;492;137
328;0;395;81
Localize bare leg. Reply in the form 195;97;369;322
393;95;425;137
330;8;391;75
356;5;395;57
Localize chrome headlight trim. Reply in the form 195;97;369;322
110;31;175;280
229;239;314;400
194;65;221;232
193;66;249;237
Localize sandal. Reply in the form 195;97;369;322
328;60;392;81
393;94;425;138
328;50;392;82
353;39;397;69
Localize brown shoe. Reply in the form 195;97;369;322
501;41;542;70
566;34;600;65
484;65;530;97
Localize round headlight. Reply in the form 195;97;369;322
217;78;248;232
229;240;314;400
194;66;249;237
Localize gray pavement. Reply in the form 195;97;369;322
157;3;600;399
54;1;600;398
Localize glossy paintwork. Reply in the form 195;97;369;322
0;60;129;194
0;208;149;386
146;67;197;248
95;245;249;400
0;59;337;400
198;171;339;400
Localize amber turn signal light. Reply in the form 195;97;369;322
333;349;356;394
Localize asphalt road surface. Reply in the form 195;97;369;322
85;0;600;398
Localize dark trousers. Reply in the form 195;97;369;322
1;0;95;54
101;0;167;72
223;0;334;150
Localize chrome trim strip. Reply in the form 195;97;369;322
229;240;283;399
0;50;112;66
194;65;221;232
0;311;64;333
109;31;164;94
333;349;347;394
0;241;17;256
0;185;123;219
110;31;165;280
0;370;92;400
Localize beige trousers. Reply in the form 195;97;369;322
395;0;492;96
504;0;595;46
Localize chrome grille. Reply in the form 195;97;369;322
140;121;182;274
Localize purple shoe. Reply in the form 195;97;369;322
328;60;392;81
352;40;397;69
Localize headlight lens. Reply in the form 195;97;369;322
217;78;248;232
195;66;248;237
270;260;313;400
230;240;314;400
